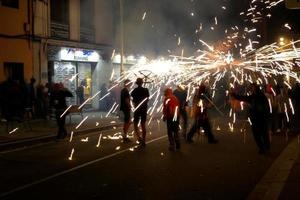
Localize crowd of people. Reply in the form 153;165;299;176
120;77;300;154
1;76;300;154
0;77;73;139
0;78;50;121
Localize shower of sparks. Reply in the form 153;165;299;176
110;69;115;81
111;49;115;60
69;73;79;82
248;117;252;126
9;128;19;134
229;123;234;132
142;12;147;21
60;105;72;118
58;0;300;157
284;103;290;122
99;92;111;101
78;98;92;110
68;148;75;160
233;112;236;123
96;134;102;147
106;102;117;117
129;148;135;151
81;137;89;142
132;98;149;112
69;131;74;142
75;116;88;129
284;23;291;30
173;106;179;121
268;98;272;113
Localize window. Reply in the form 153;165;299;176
80;0;94;29
50;0;69;24
4;62;24;82
0;0;19;8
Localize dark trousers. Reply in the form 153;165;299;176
252;120;270;151
187;118;216;142
166;119;180;147
55;110;67;139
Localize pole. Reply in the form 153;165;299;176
120;0;124;76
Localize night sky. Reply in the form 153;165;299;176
116;0;300;57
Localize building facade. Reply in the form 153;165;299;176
1;0;116;109
0;0;34;83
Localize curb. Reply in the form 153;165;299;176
0;123;122;152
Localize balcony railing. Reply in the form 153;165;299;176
80;27;95;43
51;22;69;40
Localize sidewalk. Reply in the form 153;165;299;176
278;136;300;200
0;111;122;151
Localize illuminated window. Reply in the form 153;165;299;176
0;0;19;8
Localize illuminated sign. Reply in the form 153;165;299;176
60;48;100;62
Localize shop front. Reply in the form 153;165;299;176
48;46;103;109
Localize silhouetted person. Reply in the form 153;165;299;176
0;79;25;121
27;77;36;117
50;83;73;139
120;79;132;142
36;83;45;118
131;78;149;146
163;88;180;151
231;83;270;154
173;84;188;138
187;84;218;144
76;81;85;105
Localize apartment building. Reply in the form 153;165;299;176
1;0;116;109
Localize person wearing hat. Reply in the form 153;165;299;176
131;78;150;146
120;79;132;142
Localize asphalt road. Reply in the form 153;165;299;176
0;118;290;200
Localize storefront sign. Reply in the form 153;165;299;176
60;48;100;62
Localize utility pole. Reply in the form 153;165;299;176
120;0;124;76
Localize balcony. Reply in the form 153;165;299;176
51;22;69;40
80;27;95;43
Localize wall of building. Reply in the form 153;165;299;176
95;1;115;46
0;0;33;82
69;0;80;41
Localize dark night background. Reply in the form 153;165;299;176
115;0;300;56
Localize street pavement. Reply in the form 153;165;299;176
0;114;299;200
0;111;122;151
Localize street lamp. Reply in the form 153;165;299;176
120;0;124;76
279;37;285;46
